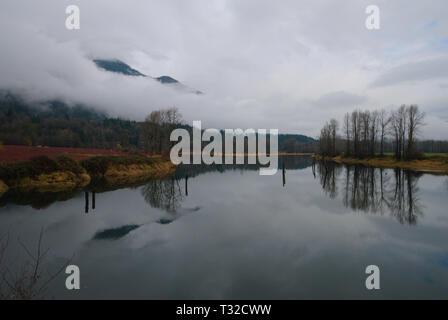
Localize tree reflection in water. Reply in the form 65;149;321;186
141;177;184;213
140;156;314;215
315;161;424;225
315;161;342;199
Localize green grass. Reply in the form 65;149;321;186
423;153;448;158
375;152;394;158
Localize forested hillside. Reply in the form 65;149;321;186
0;92;317;153
0;92;141;150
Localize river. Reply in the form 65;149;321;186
0;156;447;299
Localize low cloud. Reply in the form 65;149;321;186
0;0;447;139
371;56;448;87
313;91;367;109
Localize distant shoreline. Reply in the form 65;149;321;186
313;154;448;174
180;152;314;156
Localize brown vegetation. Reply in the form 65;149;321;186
103;161;175;186
0;180;8;196
0;153;175;197
0;229;71;300
13;171;91;192
314;154;448;174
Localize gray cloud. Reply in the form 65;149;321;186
371;56;448;87
0;0;447;139
314;91;367;108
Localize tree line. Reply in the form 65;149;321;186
1;94;318;155
141;107;183;155
318;105;433;160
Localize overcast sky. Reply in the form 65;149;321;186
0;0;447;139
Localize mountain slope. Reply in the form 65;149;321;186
93;59;146;77
93;59;203;94
155;76;178;84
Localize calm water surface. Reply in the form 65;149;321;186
0;156;447;299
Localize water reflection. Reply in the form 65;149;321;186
315;161;424;225
0;188;81;210
85;192;89;213
141;177;184;213
315;161;342;199
93;225;140;240
84;192;96;213
1;156;447;299
0;156;313;210
174;155;312;180
282;159;286;187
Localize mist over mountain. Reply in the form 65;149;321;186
0;1;446;139
0;91;107;120
155;76;178;84
93;59;146;77
93;59;203;95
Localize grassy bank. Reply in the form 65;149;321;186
0;179;8;196
314;154;448;174
0;156;91;192
82;154;175;187
0;154;175;196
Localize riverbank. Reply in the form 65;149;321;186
10;171;91;193
0;180;8;197
314;154;448;174
0;154;175;196
99;160;176;187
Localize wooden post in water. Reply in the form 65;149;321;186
85;192;89;214
282;159;286;187
185;176;189;196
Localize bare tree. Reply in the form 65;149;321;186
318;105;426;160
318;122;331;156
369;111;379;157
142;110;162;154
360;111;371;157
343;113;351;156
0;229;71;300
142;108;182;154
330;119;338;157
351;110;360;157
390;105;407;160
379;109;391;157
399;105;408;160
318;119;339;157
165;107;182;126
406;105;425;159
